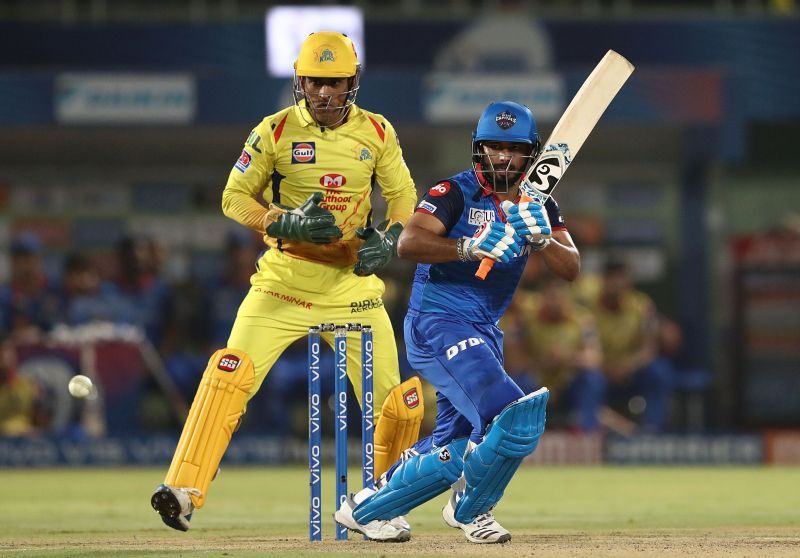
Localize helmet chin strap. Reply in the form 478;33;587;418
293;74;360;128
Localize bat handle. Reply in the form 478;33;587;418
475;257;494;280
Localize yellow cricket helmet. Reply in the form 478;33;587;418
294;31;360;78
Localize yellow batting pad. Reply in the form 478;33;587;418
374;376;425;479
164;348;255;508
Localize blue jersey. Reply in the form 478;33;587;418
407;169;566;324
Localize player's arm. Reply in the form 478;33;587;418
506;197;580;281
373;119;417;227
221;123;272;232
398;188;523;264
539;229;580;281
397;211;458;263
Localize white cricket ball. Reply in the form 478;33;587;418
68;374;94;399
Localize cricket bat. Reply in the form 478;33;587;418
475;49;634;280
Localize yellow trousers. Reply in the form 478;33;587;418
229;248;400;418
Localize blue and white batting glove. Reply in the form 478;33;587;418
503;200;552;251
459;221;524;263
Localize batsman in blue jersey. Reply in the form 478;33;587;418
335;101;581;543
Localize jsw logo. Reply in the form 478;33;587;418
446;337;486;360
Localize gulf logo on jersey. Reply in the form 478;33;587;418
291;142;316;164
428;182;450;197
320;173;346;189
234;149;251;173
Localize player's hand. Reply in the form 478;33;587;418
462;221;524;263
353;220;403;276
265;191;343;244
504;200;552;251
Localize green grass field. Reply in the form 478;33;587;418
1;466;798;557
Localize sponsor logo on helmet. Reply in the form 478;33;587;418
428;182;450;197
316;47;335;63
495;110;517;130
291;142;316;164
403;387;420;409
234;149;252;173
218;354;241;372
320;173;346;188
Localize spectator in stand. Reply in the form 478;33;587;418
0;336;42;436
207;229;262;348
113;235;174;350
503;273;605;431
57;252;135;326
590;259;673;432
0;232;58;342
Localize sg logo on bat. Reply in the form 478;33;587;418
523;142;572;201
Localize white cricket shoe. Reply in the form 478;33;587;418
334;487;411;542
442;491;511;544
390;515;411;532
151;484;201;532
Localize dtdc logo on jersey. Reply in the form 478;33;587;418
234;149;252;173
468;208;495;226
292;142;316;164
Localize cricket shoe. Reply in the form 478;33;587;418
442;491;511;544
334;487;411;542
150;484;201;532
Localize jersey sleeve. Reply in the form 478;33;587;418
414;180;465;232
373;117;417;226
221;118;276;232
544;197;567;230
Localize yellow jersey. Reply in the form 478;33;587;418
515;291;594;392
592;291;654;367
221;102;417;267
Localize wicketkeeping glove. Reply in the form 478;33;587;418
460;221;524;263
353;220;403;276
504;200;552;251
265;191;343;244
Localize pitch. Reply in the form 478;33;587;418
1;466;798;557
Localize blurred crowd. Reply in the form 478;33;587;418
0;229;702;440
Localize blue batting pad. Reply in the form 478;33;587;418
454;388;548;523
354;437;468;523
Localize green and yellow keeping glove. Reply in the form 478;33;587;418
265;192;342;244
353;220;403;277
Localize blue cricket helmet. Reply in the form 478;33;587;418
472;101;541;193
472;101;540;146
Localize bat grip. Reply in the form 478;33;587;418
475;257;494;280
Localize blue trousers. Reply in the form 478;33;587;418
404;312;525;446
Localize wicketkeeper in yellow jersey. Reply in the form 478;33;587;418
151;32;424;536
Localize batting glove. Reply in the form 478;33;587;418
504;200;552;251
460;221;524;263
